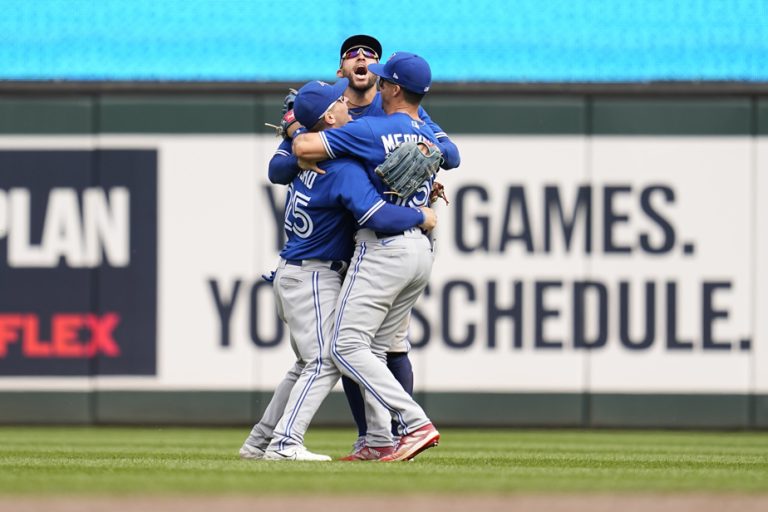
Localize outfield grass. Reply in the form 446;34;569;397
0;427;767;495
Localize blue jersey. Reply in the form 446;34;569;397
319;113;439;208
269;94;459;186
279;140;421;261
349;92;449;140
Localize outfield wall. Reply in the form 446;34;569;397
1;92;768;428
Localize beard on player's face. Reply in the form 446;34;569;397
348;75;377;92
341;63;378;92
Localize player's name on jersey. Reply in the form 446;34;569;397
298;170;318;189
381;133;433;153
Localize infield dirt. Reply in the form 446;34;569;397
2;494;768;512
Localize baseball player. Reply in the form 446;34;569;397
240;78;437;461
271;34;459;185
268;35;460;453
289;52;445;461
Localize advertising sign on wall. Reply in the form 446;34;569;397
0;135;764;396
0;150;157;375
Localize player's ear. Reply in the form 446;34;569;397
336;68;343;78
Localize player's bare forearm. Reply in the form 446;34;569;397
293;133;330;161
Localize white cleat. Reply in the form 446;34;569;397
239;443;266;460
263;445;331;462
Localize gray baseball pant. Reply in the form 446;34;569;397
268;227;434;450
244;258;344;451
331;228;433;436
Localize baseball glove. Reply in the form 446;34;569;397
375;141;443;199
265;88;300;139
281;88;298;116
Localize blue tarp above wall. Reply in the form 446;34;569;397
1;0;766;82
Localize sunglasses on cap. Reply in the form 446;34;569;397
342;47;379;60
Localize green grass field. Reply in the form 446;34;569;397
0;427;767;495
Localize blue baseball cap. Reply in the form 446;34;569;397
293;78;349;128
368;52;431;94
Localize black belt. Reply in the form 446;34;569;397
375;231;406;239
375;229;427;239
286;259;345;272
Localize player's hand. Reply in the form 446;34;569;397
265;110;301;140
280;110;300;140
418;206;437;231
297;157;326;175
418;140;435;155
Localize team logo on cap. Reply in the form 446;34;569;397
393;72;399;79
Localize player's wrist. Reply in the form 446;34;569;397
280;110;300;141
416;207;426;226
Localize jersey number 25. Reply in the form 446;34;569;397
284;189;314;238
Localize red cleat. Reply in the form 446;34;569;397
379;423;440;462
338;445;395;461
